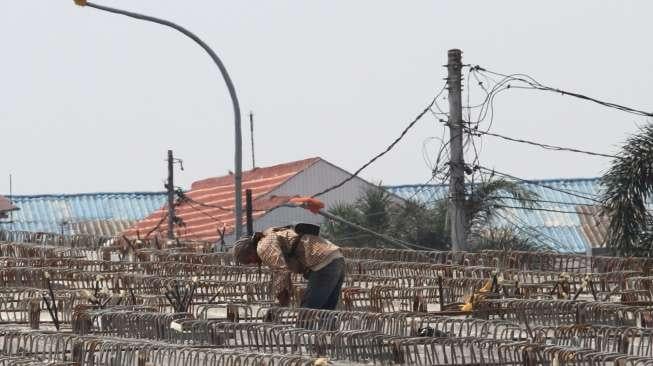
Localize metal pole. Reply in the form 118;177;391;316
245;189;253;236
249;111;256;169
77;1;244;238
8;174;13;230
447;49;467;252
167;150;175;240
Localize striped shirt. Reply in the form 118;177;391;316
257;226;342;272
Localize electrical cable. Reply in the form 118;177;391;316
273;203;436;251
176;192;232;212
476;166;602;203
145;211;168;239
481;195;599;207
404;175;439;202
491;204;597;216
313;84;448;198
473;66;653;117
492;210;565;251
502;208;583;252
184;199;225;224
468;129;619;159
176;191;265;213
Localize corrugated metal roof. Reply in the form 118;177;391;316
0;192;167;236
124;157;321;242
387;178;608;253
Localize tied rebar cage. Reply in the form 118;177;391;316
3;229;653;365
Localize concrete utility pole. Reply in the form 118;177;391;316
166;150;176;240
447;49;467;251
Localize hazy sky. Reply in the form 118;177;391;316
2;1;652;195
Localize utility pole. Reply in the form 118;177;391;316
9;174;13;230
249;111;256;169
166;150;176;240
447;49;467;251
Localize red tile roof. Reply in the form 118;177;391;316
0;195;18;219
123;157;320;242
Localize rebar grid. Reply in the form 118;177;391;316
2;230;653;365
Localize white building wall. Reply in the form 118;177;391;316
224;159;402;243
268;159;378;206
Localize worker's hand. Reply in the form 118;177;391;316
273;271;292;306
289;197;325;214
277;288;291;307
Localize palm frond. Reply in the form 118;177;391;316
601;124;653;256
465;178;540;240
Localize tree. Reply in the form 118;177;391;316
601;124;653;256
472;227;546;252
464;177;540;250
390;199;450;250
322;179;540;251
321;184;448;249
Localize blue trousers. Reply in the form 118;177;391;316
301;257;345;310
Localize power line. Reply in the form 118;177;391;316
145;211;168;239
468;128;619;159
434;96;619;161
492;210;567;251
398;176;439;203
473;66;653;118
318;209;437;251
482;195;599;207
313;84;448;198
184;199;225;224
505;208;585;252
177;192;232;212
487;211;550;251
492;204;598;216
476;166;602;204
273;203;436;251
176;191;266;213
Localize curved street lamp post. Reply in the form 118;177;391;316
73;0;244;240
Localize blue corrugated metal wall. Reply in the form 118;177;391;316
0;192;167;236
0;177;614;251
387;178;604;253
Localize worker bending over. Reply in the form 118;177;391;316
232;223;345;310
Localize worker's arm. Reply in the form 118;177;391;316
272;271;292;307
257;229;296;306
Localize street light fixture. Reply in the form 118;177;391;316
73;1;245;239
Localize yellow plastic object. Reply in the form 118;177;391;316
479;279;493;293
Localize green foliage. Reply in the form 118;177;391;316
464;178;540;251
322;202;368;246
323;178;540;251
390;199;450;250
471;228;547;252
465;178;538;230
322;184;449;249
601;124;653;257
